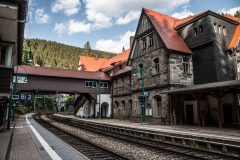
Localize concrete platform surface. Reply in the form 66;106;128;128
56;114;240;143
0;114;88;160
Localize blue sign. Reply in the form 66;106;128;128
19;93;32;101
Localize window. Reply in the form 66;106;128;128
155;96;162;117
214;23;218;33
100;82;108;88
121;77;124;86
93;81;97;88
194;27;198;36
182;57;190;74
121;101;126;110
199;25;203;34
148;34;154;47
85;81;90;87
153;58;160;74
218;25;222;34
85;81;108;88
141;37;147;50
146;103;152;116
138;63;143;79
0;45;13;68
223;26;227;35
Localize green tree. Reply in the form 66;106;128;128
234;10;240;19
84;41;91;51
22;39;115;69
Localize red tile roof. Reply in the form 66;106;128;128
16;65;110;81
99;49;130;70
144;8;192;54
228;25;240;49
174;11;239;29
224;14;240;23
78;56;108;71
112;64;132;77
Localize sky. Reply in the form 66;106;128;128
25;0;240;53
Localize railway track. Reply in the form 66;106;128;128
35;117;128;160
49;115;239;160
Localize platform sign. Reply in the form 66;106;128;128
19;93;32;101
13;75;28;84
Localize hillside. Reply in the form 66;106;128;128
22;39;115;69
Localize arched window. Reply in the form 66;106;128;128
154;95;162;117
121;100;126;110
153;58;160;74
115;101;119;108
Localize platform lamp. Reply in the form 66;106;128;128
132;59;145;123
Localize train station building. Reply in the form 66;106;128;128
74;8;240;127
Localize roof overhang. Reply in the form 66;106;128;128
164;80;240;95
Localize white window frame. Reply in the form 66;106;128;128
148;34;154;47
145;104;152;116
154;58;160;74
182;57;191;74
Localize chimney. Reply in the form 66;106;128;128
130;36;134;48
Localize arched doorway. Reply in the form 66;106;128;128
101;102;109;118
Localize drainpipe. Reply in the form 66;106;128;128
168;51;171;121
111;80;114;118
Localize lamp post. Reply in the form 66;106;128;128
132;59;145;123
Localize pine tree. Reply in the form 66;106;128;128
84;41;91;51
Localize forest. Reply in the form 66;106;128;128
22;39;115;69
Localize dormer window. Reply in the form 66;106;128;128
218;25;222;34
223;26;227;35
194;28;198;36
214;23;217;33
199;25;203;34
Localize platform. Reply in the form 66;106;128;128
53;114;240;157
0;114;88;160
55;114;240;142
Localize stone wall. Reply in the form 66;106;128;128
112;95;132;119
169;53;193;86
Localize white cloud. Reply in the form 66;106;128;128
53;20;91;36
54;23;67;37
68;20;91;34
51;0;81;16
172;9;194;19
95;31;135;53
35;8;50;24
116;11;141;25
84;0;189;28
219;6;240;15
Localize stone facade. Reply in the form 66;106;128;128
112;64;132;119
176;14;238;84
127;12;194;123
